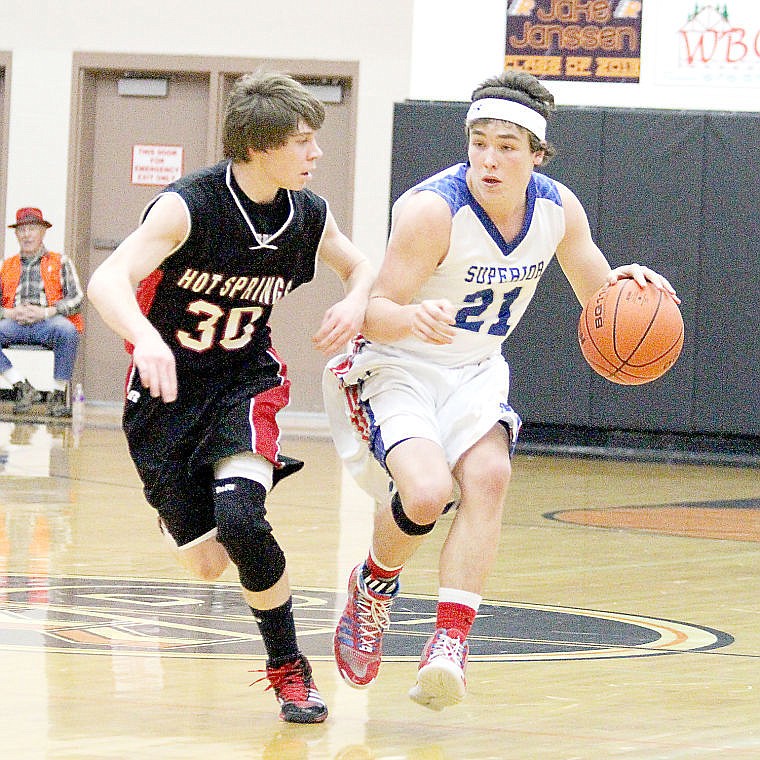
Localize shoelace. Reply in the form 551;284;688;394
428;632;467;666
354;585;392;653
250;660;308;698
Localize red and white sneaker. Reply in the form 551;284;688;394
263;654;328;724
408;628;469;711
333;564;396;688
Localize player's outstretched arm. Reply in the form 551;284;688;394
554;185;611;307
312;211;375;356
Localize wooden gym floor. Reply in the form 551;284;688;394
0;407;759;760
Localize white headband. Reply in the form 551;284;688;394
466;98;547;141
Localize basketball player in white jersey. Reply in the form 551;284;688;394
325;70;678;710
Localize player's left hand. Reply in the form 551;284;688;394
313;299;365;355
607;264;681;304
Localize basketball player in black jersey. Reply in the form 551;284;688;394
87;71;374;724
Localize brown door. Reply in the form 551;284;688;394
83;71;210;402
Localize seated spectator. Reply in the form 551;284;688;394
1;207;84;417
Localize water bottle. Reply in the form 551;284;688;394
72;382;85;430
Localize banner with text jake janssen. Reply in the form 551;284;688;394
504;0;643;82
655;2;760;87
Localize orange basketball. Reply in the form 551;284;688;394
577;279;684;385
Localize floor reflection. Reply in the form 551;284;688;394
0;420;73;478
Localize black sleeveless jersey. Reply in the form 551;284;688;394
134;160;328;375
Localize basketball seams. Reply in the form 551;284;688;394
611;279;625;363
581;289;618;376
624;288;684;370
614;280;661;364
624;328;684;370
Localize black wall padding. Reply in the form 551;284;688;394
588;109;702;432
389;101;760;437
696;113;760;435
390;101;469;205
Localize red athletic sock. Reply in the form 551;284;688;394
436;601;476;640
365;553;401;580
362;553;401;595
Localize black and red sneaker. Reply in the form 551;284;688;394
263;654;328;724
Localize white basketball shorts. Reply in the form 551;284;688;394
323;341;521;501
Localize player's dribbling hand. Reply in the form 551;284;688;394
412;299;457;344
607;264;680;304
132;332;178;402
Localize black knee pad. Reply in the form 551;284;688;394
212;477;285;592
391;491;436;536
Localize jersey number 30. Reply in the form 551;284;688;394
176;301;264;352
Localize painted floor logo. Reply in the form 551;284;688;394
0;574;732;661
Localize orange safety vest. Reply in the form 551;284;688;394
0;251;84;332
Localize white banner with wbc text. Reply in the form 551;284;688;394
655;2;760;86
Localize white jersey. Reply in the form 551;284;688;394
384;163;565;366
322;163;565;498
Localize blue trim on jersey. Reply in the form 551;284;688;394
363;397;389;471
416;164;562;259
532;170;563;206
419;164;472;215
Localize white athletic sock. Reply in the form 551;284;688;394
438;587;482;612
3;367;24;385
